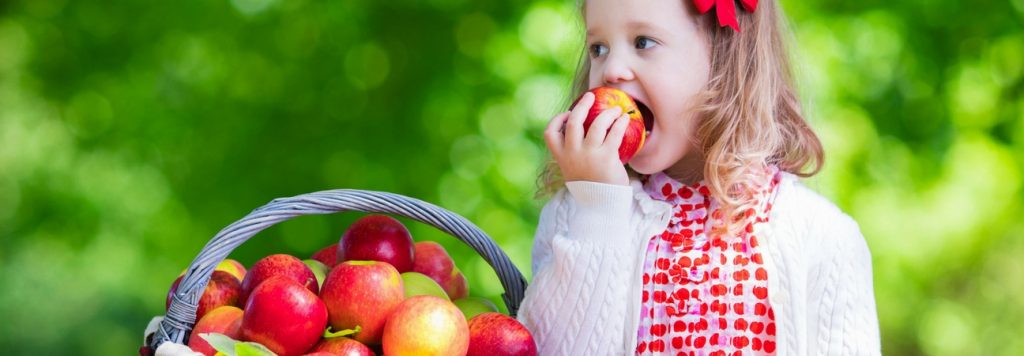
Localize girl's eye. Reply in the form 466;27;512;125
589;43;608;58
635;36;656;50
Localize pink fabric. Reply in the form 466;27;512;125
636;167;781;355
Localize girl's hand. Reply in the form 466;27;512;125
544;91;632;186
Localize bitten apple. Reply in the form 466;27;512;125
188;306;244;356
338;215;415;273
239;254;318;303
466;312;537;356
412;241;468;299
570;86;647;163
240;276;328;356
382;295;469;356
320;260;405;345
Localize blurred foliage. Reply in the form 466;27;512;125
0;0;1021;354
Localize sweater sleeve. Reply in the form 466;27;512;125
810;213;882;355
517;181;644;356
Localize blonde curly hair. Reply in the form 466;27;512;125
537;0;823;237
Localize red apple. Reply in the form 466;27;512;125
240;254;318;303
240;276;328;356
383;295;469;356
320;260;404;345
188;306;244;356
466;313;537;356
309;337;374;356
413;241;469;299
215;259;247;282
338;215;415;272
570;86;647;163
166;270;242;321
311;243;340;267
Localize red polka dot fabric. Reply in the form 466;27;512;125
635;167;781;355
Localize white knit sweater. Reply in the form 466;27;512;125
516;173;881;355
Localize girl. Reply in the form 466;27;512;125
515;0;881;355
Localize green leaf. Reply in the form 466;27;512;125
199;333;277;356
323;325;361;339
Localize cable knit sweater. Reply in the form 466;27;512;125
516;173;881;355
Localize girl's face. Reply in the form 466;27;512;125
585;0;711;179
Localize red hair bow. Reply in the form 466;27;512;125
694;0;758;32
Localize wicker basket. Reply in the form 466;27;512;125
150;189;529;350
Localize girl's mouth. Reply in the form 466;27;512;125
635;100;655;139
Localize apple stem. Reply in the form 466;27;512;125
323;325;361;339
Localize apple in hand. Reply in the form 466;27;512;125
413;241;468;299
165;270;242;321
383;295;469;356
309;337;374;356
339;215;415;273
240;276;328;356
320;260;405;345
188;306;244;356
570;86;648;163
466;312;537;356
239;254;318;303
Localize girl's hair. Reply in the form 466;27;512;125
536;0;823;236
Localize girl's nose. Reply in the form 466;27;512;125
601;52;636;85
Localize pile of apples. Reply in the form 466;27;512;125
164;215;537;356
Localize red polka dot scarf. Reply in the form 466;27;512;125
636;166;781;355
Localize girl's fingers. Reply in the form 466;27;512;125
564;92;594;149
583;106;623;147
544;111;570;157
605;113;630;150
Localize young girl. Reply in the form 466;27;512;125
515;0;881;355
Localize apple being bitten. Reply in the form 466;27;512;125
338;215;415;273
412;241;468;300
570;86;648;164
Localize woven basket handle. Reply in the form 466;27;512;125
150;189;528;349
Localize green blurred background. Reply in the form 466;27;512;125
0;0;1021;354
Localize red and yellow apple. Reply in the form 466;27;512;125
338;215;415;273
215;259;247;282
412;241;468;299
382;295;469;356
320;260;405;345
188;306;244;356
466;312;537;356
166;270;242;321
570;86;647;163
240;254;318;303
309;337;374;356
240;276;328;356
303;259;329;289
